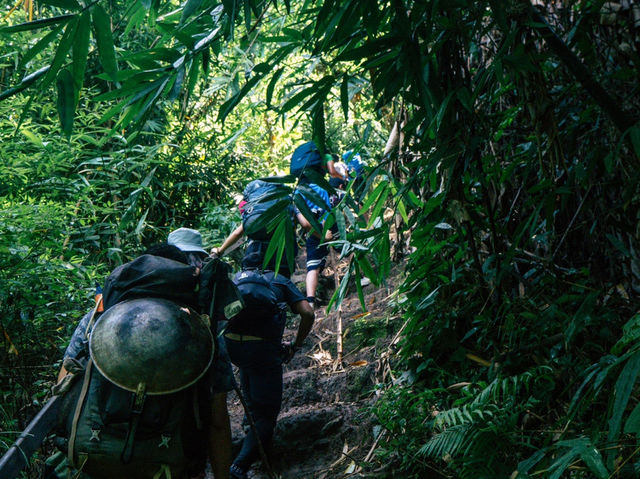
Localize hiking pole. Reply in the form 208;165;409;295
230;376;277;479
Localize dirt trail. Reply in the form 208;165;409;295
225;260;403;479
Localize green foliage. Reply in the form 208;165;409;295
1;1;640;478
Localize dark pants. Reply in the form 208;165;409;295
225;338;283;471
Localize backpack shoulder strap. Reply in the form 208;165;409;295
68;357;94;467
83;293;104;341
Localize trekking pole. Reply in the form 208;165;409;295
230;377;277;479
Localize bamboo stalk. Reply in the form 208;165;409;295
330;249;343;366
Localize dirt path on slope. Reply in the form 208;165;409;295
225;261;405;479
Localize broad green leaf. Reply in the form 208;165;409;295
266;67;284;107
56;69;75;138
72;11;91;103
218;73;262;123
92;5;118;82
335;37;399;62
244;198;291;238
280;84;318;113
367;185;390;228
18;24;65;71
327;256;351;312
359;181;385;214
579;445;608;479
353;261;366;310
608;350;640;446
169;66;185;101
624;402;640;435
41;16;79;93
132;76;171;126
20;129;44;148
0;66;47;101
0;14;73;33
39;0;80;9
124;3;147;36
293;193;323;235
181;0;203;24
340;75;349;120
262;216;287;274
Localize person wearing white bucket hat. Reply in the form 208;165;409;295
168;226;235;479
168;227;208;254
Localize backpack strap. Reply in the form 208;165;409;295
120;382;147;464
83;293;103;341
68;357;94;467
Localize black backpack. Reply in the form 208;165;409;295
289;141;323;177
233;269;278;308
242;180;290;241
227;270;285;340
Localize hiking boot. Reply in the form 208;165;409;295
229;464;248;479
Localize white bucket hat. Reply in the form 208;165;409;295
167;227;207;254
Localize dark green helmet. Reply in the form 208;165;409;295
89;298;213;395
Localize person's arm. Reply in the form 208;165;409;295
295;212;332;241
290;300;315;348
212;224;244;257
296;211;311;233
208;392;232;479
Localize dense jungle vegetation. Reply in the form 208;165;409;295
1;0;640;477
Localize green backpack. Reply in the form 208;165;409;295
57;297;214;479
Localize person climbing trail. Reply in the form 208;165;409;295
224;256;314;479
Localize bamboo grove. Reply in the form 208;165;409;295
1;1;640;477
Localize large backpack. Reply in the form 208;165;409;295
54;254;242;479
57;299;212;479
242;180;290;241
227;270;284;341
289;141;323;177
233;269;278;308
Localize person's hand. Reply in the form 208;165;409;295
324;230;333;242
280;342;298;363
210;247;220;257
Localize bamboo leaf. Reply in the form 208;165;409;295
266;67;284;107
340;74;349;120
56;68;75;138
608;350;640;445
359;181;385;214
41;16;79;93
39;0;80;9
367;184;390;228
293;193;323;235
262;216;287;274
92;5;118;82
72;11;91;103
218;73;262;123
354;261;366;310
18;24;65;71
0;14;73;33
181;0;203;24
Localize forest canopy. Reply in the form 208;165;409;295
1;0;640;478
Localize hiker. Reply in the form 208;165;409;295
290;140;347;180
212;179;304;278
224;256;314;479
53;230;238;479
296;182;334;308
167;228;235;479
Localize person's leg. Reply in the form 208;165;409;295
306;268;319;300
305;234;327;306
226;340;283;475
